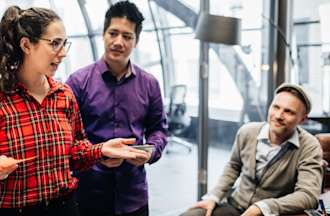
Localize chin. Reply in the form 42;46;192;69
46;70;56;77
109;55;123;62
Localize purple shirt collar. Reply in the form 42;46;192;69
98;57;136;79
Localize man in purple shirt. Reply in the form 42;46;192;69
66;1;167;216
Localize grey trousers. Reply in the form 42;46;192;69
180;202;243;216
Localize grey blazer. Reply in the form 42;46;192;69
208;122;323;215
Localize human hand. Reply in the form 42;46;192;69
101;158;124;168
190;200;216;216
126;150;151;166
0;155;18;180
241;205;262;216
101;138;146;159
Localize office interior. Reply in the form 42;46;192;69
1;0;330;215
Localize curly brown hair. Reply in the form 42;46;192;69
0;6;61;92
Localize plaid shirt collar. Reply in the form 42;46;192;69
12;76;64;96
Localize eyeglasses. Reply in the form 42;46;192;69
39;38;72;54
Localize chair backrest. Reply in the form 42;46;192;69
315;133;330;191
168;84;187;115
167;85;191;135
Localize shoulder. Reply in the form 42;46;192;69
133;64;158;83
237;122;264;136
297;126;320;149
233;122;264;145
52;79;76;100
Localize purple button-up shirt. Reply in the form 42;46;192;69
66;58;167;214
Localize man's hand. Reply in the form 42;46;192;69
0;155;18;180
190;199;216;216
101;158;124;168
101;138;146;159
126;151;151;166
241;205;262;216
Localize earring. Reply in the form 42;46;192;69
10;64;18;70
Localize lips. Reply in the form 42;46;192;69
272;120;285;127
110;48;124;54
51;62;60;70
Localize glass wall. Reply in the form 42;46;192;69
0;0;313;214
292;0;330;116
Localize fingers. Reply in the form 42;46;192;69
8;163;18;173
205;208;212;216
126;152;150;166
0;156;18;179
104;138;136;147
101;158;123;168
120;138;136;145
191;201;205;209
127;147;149;157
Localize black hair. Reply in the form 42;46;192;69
103;0;144;42
0;6;61;92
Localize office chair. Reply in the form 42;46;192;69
315;133;330;192
166;84;192;153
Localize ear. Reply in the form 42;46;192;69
20;37;33;54
299;113;308;124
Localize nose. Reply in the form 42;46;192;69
113;34;124;46
57;46;67;58
274;109;284;119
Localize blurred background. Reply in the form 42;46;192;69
1;0;330;215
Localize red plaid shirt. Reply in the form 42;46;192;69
0;76;103;208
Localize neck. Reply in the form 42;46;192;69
269;130;293;145
105;59;129;79
18;65;48;93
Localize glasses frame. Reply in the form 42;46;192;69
39;37;72;54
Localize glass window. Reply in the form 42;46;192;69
52;0;88;35
171;33;199;108
59;37;94;82
84;0;109;32
292;0;329;115
179;0;199;12
95;35;104;59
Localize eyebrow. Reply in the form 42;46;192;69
108;29;134;35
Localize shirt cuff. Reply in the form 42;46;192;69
91;143;104;161
202;194;220;204
254;201;277;216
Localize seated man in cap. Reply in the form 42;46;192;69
181;83;323;216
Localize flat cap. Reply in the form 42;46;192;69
275;83;312;114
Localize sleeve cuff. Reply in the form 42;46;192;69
91;143;104;161
254;201;277;216
202;194;220;204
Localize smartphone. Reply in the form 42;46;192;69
131;145;154;153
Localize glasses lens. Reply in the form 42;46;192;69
52;39;71;53
63;41;72;53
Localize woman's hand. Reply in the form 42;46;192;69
0;155;18;180
101;138;147;159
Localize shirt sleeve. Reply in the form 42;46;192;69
206;127;244;201
144;79;168;164
254;201;276;216
68;91;103;170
